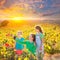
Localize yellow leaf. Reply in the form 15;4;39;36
24;57;29;60
18;57;21;60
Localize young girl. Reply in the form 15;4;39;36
35;26;44;60
12;31;25;55
16;34;36;55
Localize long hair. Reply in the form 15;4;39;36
30;34;36;43
35;26;43;33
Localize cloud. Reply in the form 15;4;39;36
0;0;6;7
32;0;43;3
39;4;45;8
0;0;45;9
51;0;60;8
52;4;60;8
0;0;60;20
0;2;39;20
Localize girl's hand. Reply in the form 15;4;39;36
40;46;42;50
10;34;14;37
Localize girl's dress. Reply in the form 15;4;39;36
36;33;44;60
14;37;24;55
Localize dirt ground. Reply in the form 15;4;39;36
43;53;60;60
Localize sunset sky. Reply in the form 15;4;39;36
0;0;60;20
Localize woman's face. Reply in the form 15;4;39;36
29;35;33;41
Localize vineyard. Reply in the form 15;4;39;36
0;20;60;60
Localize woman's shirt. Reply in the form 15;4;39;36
16;40;36;55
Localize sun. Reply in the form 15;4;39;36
11;17;25;23
12;17;22;20
12;16;41;21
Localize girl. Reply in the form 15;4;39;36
16;34;36;55
35;26;44;60
11;31;25;55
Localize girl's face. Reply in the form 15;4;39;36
35;29;40;33
29;35;33;42
17;32;22;38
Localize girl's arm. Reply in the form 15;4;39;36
16;40;27;45
13;36;16;40
40;33;44;43
42;38;44;43
11;34;16;40
40;33;44;50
